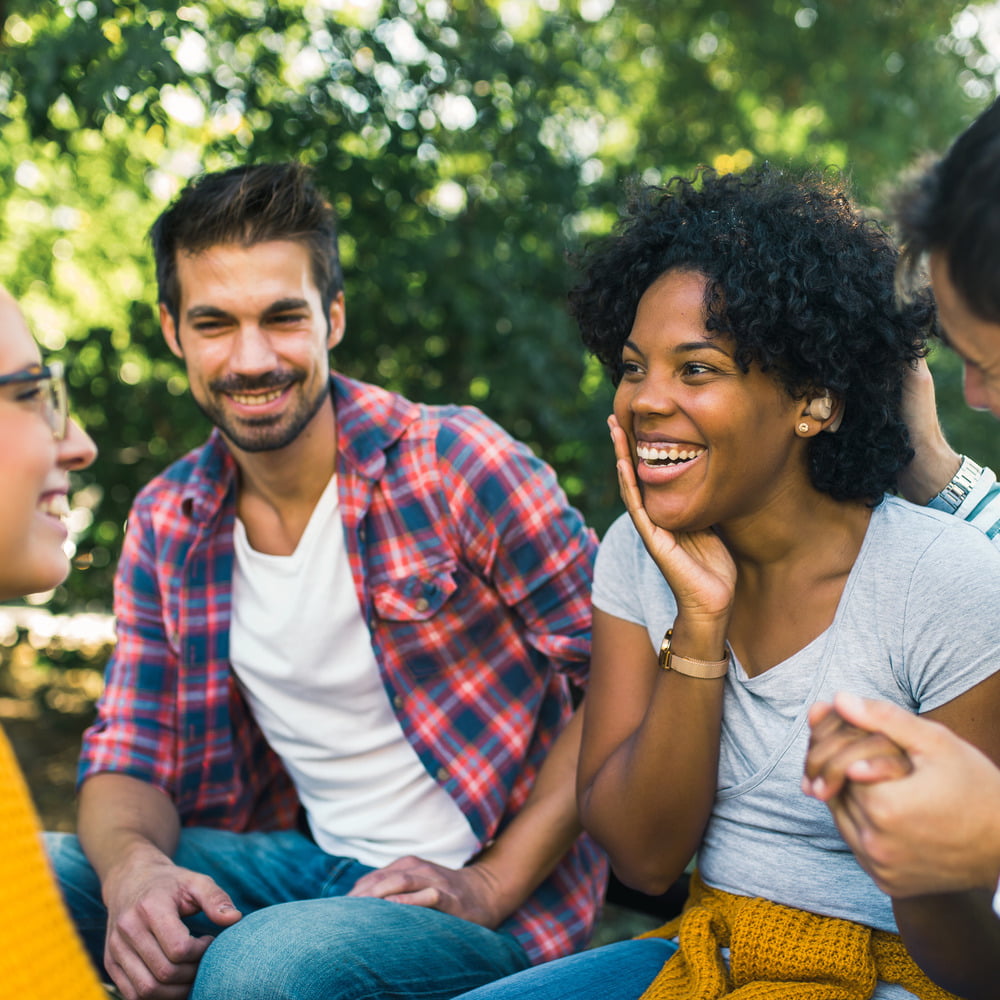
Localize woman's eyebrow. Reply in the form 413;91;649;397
672;340;730;357
622;338;732;358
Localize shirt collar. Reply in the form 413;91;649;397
180;430;238;521
331;371;420;481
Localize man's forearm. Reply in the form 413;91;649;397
897;438;962;505
77;772;182;889
897;355;963;504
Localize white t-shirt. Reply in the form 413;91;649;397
592;496;1000;1000
230;473;479;869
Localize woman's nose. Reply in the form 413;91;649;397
59;417;97;470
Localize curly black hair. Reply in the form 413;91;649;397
569;166;934;502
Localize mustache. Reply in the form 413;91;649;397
209;371;303;393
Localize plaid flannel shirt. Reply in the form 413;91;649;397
80;372;607;964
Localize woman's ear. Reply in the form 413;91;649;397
802;392;844;433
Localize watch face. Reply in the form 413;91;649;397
658;628;674;669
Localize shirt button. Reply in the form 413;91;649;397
415;597;429;612
436;767;448;783
393;694;404;710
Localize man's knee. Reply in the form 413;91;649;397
191;897;530;1000
192;900;387;1000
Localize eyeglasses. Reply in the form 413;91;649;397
0;361;69;441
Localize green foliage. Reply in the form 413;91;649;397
611;1;979;194
1;0;998;610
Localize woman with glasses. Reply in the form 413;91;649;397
0;285;104;998
0;301;94;594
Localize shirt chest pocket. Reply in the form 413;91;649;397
370;564;463;679
371;565;458;622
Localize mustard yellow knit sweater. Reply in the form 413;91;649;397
1;725;107;999
638;871;961;1000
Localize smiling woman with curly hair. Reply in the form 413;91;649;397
571;167;932;503
451;166;1000;1000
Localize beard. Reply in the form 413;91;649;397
193;370;331;453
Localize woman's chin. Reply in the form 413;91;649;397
17;561;70;600
641;497;715;535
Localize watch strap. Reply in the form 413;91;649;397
928;455;985;514
658;628;730;679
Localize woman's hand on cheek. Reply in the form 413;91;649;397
609;415;735;626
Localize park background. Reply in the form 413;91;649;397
1;1;1000;932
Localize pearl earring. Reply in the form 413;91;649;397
798;421;810;434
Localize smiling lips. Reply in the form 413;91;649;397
636;442;705;466
228;388;286;406
38;493;69;519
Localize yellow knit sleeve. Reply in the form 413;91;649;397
1;726;108;999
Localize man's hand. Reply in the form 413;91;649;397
804;692;1000;899
347;855;506;928
102;850;242;1000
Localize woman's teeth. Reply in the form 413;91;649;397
39;494;69;518
636;444;704;465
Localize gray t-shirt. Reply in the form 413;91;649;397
593;496;1000;1000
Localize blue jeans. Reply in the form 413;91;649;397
451;938;678;1000
46;827;532;999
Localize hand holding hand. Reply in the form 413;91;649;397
347;855;506;928
803;692;1000;898
803;700;912;802
102;849;241;1000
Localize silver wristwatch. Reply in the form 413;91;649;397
929;455;985;513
